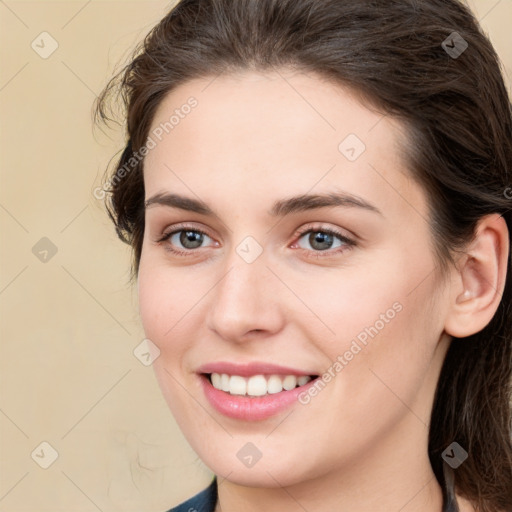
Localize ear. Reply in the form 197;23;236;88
444;214;509;338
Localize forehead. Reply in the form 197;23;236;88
143;70;427;220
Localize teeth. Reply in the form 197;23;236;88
282;375;297;390
229;375;247;395
297;375;312;386
247;375;267;396
267;375;283;394
209;373;314;397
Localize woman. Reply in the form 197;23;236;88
94;0;512;510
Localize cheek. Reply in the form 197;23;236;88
311;255;431;352
312;250;443;399
137;258;190;356
138;272;165;343
137;261;204;420
324;277;443;434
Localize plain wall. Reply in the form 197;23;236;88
1;1;511;510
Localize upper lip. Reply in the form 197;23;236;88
197;361;318;377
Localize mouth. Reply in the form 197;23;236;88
198;372;321;421
201;372;320;397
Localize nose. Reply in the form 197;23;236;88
205;248;284;343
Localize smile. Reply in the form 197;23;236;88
199;373;320;421
207;372;317;397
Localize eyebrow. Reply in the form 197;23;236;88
144;191;382;217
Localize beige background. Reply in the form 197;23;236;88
0;1;510;510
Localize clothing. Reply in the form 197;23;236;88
166;476;217;512
166;469;460;512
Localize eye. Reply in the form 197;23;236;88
294;226;355;256
156;225;217;255
155;223;355;258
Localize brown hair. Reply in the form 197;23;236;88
94;0;512;510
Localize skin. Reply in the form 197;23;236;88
137;69;507;511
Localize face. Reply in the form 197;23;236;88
138;70;452;487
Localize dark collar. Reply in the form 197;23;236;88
166;476;218;512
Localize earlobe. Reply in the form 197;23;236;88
444;214;509;338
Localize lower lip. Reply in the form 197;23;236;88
199;374;319;421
